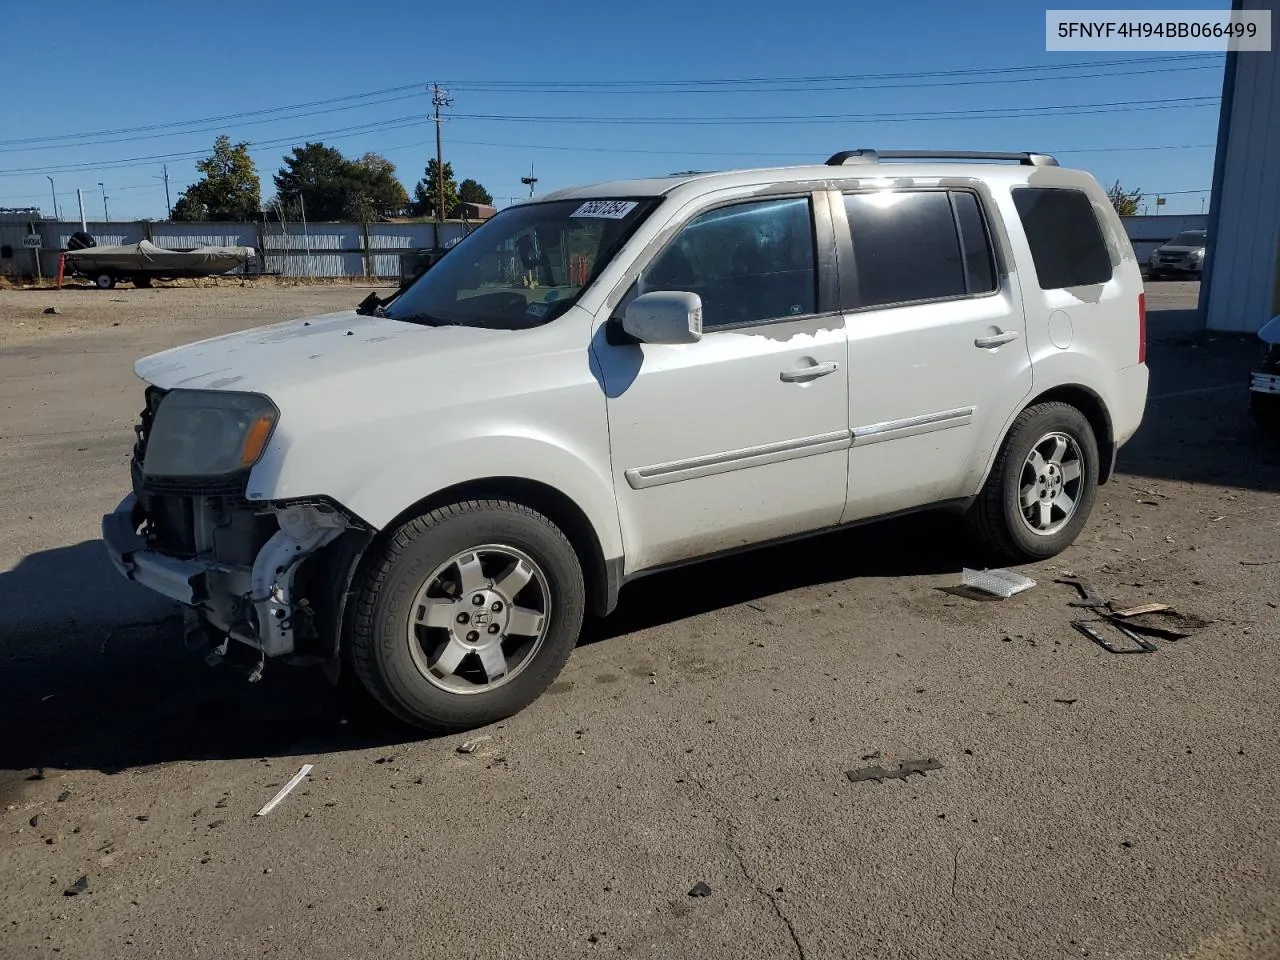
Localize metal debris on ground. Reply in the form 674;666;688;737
62;875;88;897
1072;619;1157;655
456;736;491;755
846;758;943;784
961;568;1035;598
1106;609;1211;641
688;881;713;898
1056;576;1109;609
254;763;313;816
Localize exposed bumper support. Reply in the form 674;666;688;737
101;495;207;605
101;496;350;658
1250;371;1280;395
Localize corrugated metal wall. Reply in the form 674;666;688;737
1201;0;1280;333
19;218;480;279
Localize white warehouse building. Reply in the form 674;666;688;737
1200;0;1280;333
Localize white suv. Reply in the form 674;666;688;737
102;150;1149;731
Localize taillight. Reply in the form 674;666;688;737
1137;292;1147;364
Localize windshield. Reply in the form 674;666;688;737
385;198;656;328
1168;231;1206;247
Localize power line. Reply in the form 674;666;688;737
0;91;427;155
1;54;1220;150
442;54;1219;87
449;62;1222;95
0;82;425;148
446;96;1219;126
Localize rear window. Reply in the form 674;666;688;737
1012;187;1113;290
842;190;998;309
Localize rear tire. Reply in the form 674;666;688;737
966;402;1099;563
349;500;585;732
94;272;115;290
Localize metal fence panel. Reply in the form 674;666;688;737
152;223;258;248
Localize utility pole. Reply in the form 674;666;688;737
520;163;538;198
98;182;109;221
158;164;172;219
432;83;452;222
76;188;87;232
46;176;58;220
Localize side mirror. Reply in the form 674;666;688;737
621;291;703;344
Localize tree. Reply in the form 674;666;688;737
458;178;493;206
412;159;458;219
1107;180;1143;218
171;135;260;221
272;142;356;221
350;153;410;220
271;144;410;221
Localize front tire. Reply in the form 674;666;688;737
966;402;1100;563
349;500;585;732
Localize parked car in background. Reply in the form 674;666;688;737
1147;229;1206;281
102;149;1148;732
1251;314;1280;432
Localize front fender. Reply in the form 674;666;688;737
250;425;625;563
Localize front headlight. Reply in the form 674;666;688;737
1191;248;1204;260
143;390;278;478
1149;251;1161;263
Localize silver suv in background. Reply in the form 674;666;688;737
1147;229;1206;281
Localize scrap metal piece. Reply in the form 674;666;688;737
1072;619;1157;654
255;763;314;816
1056;576;1110;609
845;758;943;784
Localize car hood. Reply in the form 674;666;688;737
135;310;512;394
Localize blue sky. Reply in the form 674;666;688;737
0;0;1230;219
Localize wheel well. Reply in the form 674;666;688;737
385;478;614;618
1028;385;1116;483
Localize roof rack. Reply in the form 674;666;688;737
825;149;1059;167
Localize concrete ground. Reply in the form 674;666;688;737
1;280;1277;960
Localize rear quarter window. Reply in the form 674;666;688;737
1011;187;1113;290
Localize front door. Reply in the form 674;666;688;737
832;186;1034;521
595;194;850;573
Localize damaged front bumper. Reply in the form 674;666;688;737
101;495;349;657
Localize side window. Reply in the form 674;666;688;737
843;191;966;307
1011;187;1113;289
642;197;816;328
953;192;997;295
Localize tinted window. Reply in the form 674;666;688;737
844;191;965;307
642;197;816;327
1012;187;1112;289
953;192;997;295
1169;231;1206;247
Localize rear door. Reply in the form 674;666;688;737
832;186;1034;521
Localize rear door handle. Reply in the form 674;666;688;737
780;360;840;383
974;330;1019;349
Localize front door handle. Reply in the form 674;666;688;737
974;330;1020;349
780;360;840;383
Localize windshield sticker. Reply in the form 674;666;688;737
570;200;638;220
543;289;560;302
526;302;549;317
